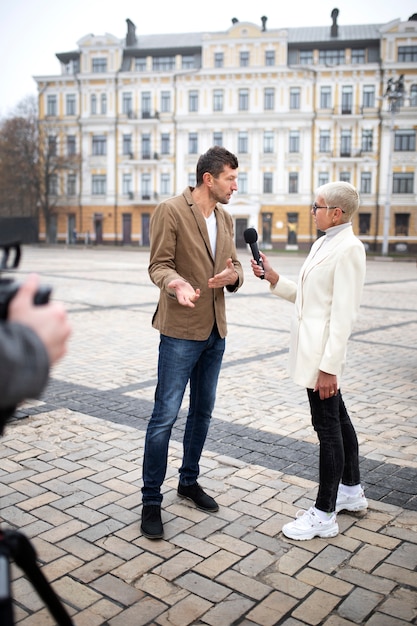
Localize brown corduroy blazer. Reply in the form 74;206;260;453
149;187;243;340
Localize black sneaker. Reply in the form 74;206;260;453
141;505;164;539
177;482;219;512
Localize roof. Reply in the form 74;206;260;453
127;32;204;50
286;24;383;43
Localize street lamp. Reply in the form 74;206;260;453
381;75;405;256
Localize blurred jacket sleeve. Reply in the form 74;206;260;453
0;321;50;410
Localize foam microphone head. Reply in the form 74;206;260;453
243;228;258;245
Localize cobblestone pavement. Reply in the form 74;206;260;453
1;245;416;625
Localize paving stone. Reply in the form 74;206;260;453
2;248;417;625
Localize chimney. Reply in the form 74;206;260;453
331;8;339;38
126;19;137;46
231;17;239;24
261;16;267;32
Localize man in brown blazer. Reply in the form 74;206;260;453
141;146;244;539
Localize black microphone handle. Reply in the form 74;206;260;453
249;243;265;279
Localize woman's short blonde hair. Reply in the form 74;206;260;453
315;181;360;222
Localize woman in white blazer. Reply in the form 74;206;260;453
251;181;368;540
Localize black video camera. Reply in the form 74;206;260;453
0;242;52;320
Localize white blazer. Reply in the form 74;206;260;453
271;225;366;389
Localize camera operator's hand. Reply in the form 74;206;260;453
8;274;71;366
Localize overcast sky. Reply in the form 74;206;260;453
0;0;415;117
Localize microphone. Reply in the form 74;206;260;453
244;228;264;279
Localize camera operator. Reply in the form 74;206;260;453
0;274;71;429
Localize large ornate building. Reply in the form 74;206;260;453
35;10;417;252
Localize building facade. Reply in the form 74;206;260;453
35;11;417;252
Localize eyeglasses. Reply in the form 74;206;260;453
311;203;345;215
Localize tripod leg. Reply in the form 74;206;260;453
0;552;14;626
4;530;74;626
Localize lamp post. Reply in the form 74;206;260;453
381;75;405;256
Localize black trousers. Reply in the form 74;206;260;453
307;389;361;513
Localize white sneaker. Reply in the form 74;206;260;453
282;507;339;541
336;489;368;513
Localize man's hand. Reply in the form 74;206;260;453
208;258;238;289
168;278;201;308
8;274;72;366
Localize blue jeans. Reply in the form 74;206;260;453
307;389;360;513
142;326;225;505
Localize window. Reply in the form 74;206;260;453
189;90;198;112
264;131;274;154
359;213;371;235
290;88;300;110
213;89;223;112
123;134;132;156
92;58;107;73
122;93;132;115
340;130;352;157
66;94;76;115
142;134;151;159
67;135;76;156
122;174;132;196
299;50;313;64
47;95;57;116
319;49;345;65
360;172;372;194
410;85;417;107
92;135;106;156
362;85;375;108
48;174;58;196
67;174;76;196
351;49;365;64
48;135;57;156
188;172;196;187
340;171;350;183
141;173;151;199
91;94;97;115
214;52;224;68
341;86;353;114
188;132;198;154
141;91;151;117
160;173;171;195
320;87;332;109
153;56;175;71
393;173;414;194
395;213;410;236
265;50;275;66
398;46;417;62
238;89;249;111
238;172;247;194
394;130;416;152
264;88;275;111
319;130;331;153
289;131;300;153
135;58;147;71
240;51;250;67
161;133;170;155
318;172;329;186
361;129;373;152
289;172;298;193
182;55;195;69
263;172;273;194
92;175;106;195
64;59;79;74
238;132;248;154
213;132;223;147
161;91;171;112
101;94;107;114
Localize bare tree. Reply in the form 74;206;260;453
0;97;38;218
0;97;80;242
